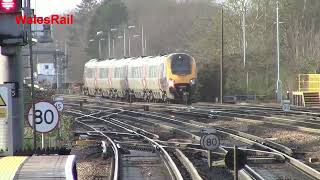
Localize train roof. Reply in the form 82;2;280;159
84;53;193;67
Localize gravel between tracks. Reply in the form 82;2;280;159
72;144;111;180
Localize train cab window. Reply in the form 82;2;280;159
171;54;191;75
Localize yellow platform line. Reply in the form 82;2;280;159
0;156;28;180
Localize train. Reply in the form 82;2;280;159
82;53;197;104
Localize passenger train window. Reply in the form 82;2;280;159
149;66;158;78
99;68;108;78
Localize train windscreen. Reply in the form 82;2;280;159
171;54;192;75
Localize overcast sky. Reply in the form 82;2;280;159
29;0;81;16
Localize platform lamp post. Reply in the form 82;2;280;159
128;25;135;57
141;26;145;56
96;31;103;59
117;35;124;57
130;34;141;57
109;28;118;58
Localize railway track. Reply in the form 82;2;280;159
60;96;320;180
72;112;120;180
67;108;196;180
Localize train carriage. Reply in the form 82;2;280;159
83;53;197;104
127;57;146;99
83;59;98;95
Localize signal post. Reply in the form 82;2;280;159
0;0;26;155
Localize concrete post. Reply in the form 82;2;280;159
0;47;24;155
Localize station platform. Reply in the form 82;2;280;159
0;155;77;180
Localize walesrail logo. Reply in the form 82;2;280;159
15;14;73;24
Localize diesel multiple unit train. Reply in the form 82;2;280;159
83;53;197;104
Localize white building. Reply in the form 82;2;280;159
36;63;55;86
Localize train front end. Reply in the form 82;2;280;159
166;53;197;104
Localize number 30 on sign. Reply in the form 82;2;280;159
27;101;60;133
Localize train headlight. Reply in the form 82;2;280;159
190;78;196;85
169;79;175;88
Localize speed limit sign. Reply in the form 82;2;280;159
27;101;60;133
200;134;220;150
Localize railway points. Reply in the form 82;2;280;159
60;96;320;179
1;0;320;179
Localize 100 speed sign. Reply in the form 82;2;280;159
28;101;60;133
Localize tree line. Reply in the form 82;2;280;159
54;0;320;101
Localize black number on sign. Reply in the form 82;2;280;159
34;109;54;124
44;110;54;124
35;110;43;124
206;138;217;147
206;138;212;146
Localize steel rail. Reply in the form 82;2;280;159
152;113;320;179
73;113;119;180
65;105;256;179
67;110;183;180
64;100;320;179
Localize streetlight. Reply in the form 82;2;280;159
130;34;141;57
242;0;249;97
117;35;124;57
211;1;225;104
128;25;135;57
109;28;118;58
276;1;282;102
141;26;145;56
96;31;103;59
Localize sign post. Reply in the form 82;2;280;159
234;146;238;180
225;146;247;180
282;100;290;115
200;128;220;168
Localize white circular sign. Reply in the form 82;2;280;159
54;101;64;112
200;134;220;150
28;101;60;133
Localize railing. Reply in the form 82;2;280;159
223;95;267;103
